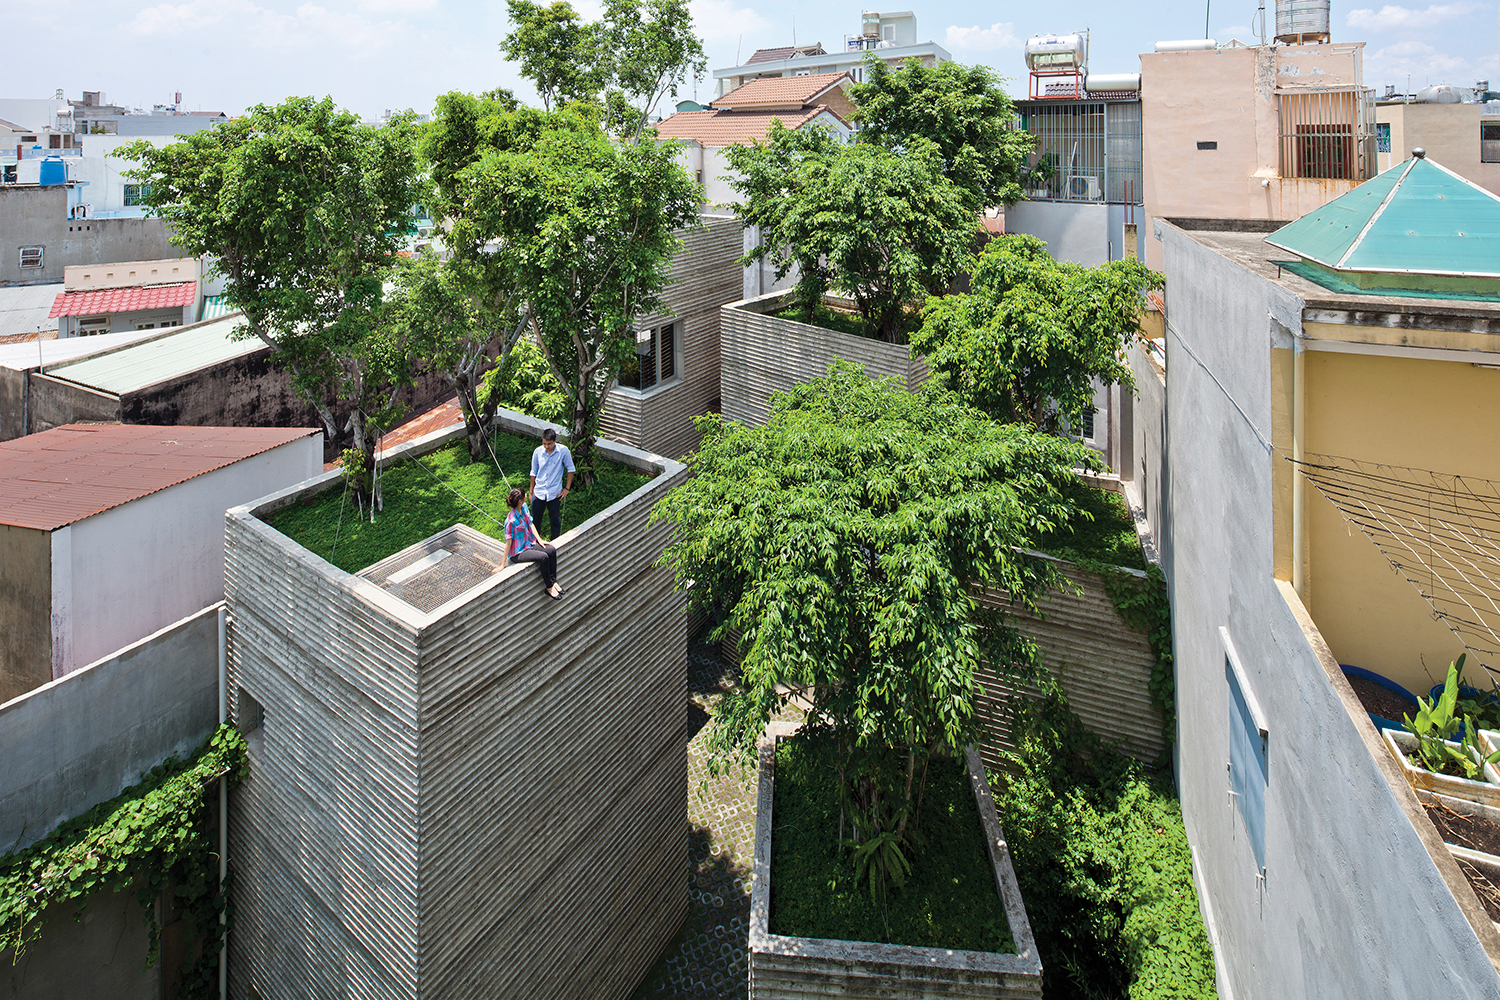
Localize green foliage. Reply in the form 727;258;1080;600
914;235;1163;431
1082;561;1177;756
772;302;869;339
478;337;568;423
269;436;645;572
997;693;1217;1000
726;123;978;342
501;1;606;111
0;726;247;1000
770;728;1013;953
423;100;698;478
120;97;423;476
850;56;1034;211
1037;481;1146;571
1405;656;1500;779
652;362;1098;879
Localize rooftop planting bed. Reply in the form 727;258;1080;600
267;431;649;574
1037;480;1146;571
772;301;917;345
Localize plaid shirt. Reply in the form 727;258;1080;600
505;506;540;558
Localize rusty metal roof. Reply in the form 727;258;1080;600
653;105;843;147
0;423;319;531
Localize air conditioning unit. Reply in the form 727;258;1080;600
417;227;432;238
1068;176;1102;200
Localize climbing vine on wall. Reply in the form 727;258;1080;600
1078;558;1177;757
0;725;247;1000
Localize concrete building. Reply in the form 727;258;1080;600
48;257;202;336
0;183;179;286
1376;99;1500;195
1147;154;1500;997
0;423;322;703
711;10;949;99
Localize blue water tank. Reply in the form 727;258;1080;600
38;156;66;187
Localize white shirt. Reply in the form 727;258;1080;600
530;443;575;501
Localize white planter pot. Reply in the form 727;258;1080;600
1385;729;1500;806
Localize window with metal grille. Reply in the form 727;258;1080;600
123;183;153;207
1376;122;1391;153
618;323;677;391
19;246;43;268
1018;100;1142;204
1483;122;1500;164
1278;88;1376;180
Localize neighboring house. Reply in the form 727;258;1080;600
655;72;855;207
1375;97;1500;195
1143;154;1500;997
711;11;950;98
0;183;180;286
48;257;202;337
0;423;322;703
599;214;742;459
0;283;64;342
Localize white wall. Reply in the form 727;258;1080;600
51;434;322;677
1003;200;1112;266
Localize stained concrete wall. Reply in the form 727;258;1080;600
1376;102;1500;195
1157;218;1500;998
1;892;161;1000
0;524;50;705
0;184;179;286
1127;336;1168;550
0;604;219;852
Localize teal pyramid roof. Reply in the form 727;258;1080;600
1265;156;1500;278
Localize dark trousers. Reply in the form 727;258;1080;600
513;543;557;588
531;494;562;540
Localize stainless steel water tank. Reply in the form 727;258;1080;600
1275;0;1331;43
1025;33;1087;72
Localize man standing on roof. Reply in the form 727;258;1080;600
528;428;575;541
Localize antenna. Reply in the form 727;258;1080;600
793;14;796;47
736;34;742;64
1205;0;1212;39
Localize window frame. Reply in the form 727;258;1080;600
19;246;43;269
615;322;680;396
1223;627;1269;874
123;183;153;207
1482;121;1500;164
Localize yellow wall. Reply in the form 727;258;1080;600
1302;350;1500;692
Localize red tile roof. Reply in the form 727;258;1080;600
654;105;844;147
0;424;319;531
710;73;851;110
50;282;196;319
746;44;826;64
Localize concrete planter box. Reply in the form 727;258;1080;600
1386;729;1500;807
721;290;930;427
224;408;690;1000
748;741;1043;999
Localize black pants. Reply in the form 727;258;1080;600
513;543;557;588
531;494;562;540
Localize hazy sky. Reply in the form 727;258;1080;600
12;0;1498;119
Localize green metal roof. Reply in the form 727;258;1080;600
199;294;238;322
48;314;262;395
1265;156;1500;279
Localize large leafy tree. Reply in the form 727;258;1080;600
914;235;1163;432
120;97;422;504
850;56;1034;211
725;123;978;342
651;361;1097;852
500;1;605;112
428;102;699;479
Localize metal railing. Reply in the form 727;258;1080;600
1018;100;1143;205
1277;87;1377;181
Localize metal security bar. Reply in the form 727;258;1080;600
1277;88;1377;180
1019;100;1142;205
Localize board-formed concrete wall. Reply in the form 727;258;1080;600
1127;337;1168;558
720;291;929;426
1157;219;1500;999
225;410;689;1000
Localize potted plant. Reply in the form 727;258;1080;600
1341;664;1419;734
1385;657;1500;807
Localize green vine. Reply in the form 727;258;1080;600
1076;558;1176;758
0;725;248;998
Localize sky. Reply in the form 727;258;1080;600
10;0;1498;119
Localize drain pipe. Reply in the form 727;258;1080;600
217;604;228;1000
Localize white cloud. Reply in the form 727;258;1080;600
573;0;605;22
127;0;406;56
359;0;437;11
1214;24;1254;40
1364;39;1476;86
1346;2;1476;30
944;22;1021;51
688;0;767;43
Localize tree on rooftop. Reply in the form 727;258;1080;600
651;360;1098;858
913;234;1163;433
850;56;1034;211
725;123;979;342
120;97;422;507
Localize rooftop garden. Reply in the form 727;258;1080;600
1037;480;1146;571
267;431;648;574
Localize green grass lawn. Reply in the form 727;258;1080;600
267;432;650;574
769;729;1014;953
772;302;918;345
1037;479;1146;571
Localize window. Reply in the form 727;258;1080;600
238;687;264;733
48;135;61;148
123;183;152;207
1483;122;1500;164
618;323;677;391
1224;628;1268;872
1278;89;1376;180
1376;122;1391;153
78;316;110;336
19;246;43;269
21;135;37;143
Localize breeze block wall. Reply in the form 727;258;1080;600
720;291;930;427
224;409;689;1000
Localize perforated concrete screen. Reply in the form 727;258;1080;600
359;524;504;614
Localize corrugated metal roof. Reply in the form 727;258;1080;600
1266;156;1500;278
0;284;64;340
200;295;238;322
45;313;261;394
0;327;166;372
0;423;319;531
49;281;197;319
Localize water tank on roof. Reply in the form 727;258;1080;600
1275;0;1330;43
1026;34;1087;72
38;156;66;187
862;11;881;38
1415;84;1466;104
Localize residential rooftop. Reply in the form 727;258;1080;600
654;105;843;146
43;312;255;394
709;72;851;110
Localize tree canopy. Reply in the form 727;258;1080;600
120;96;422;503
850;56;1034;211
651;361;1098;845
914;235;1163;431
725;123;978;342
